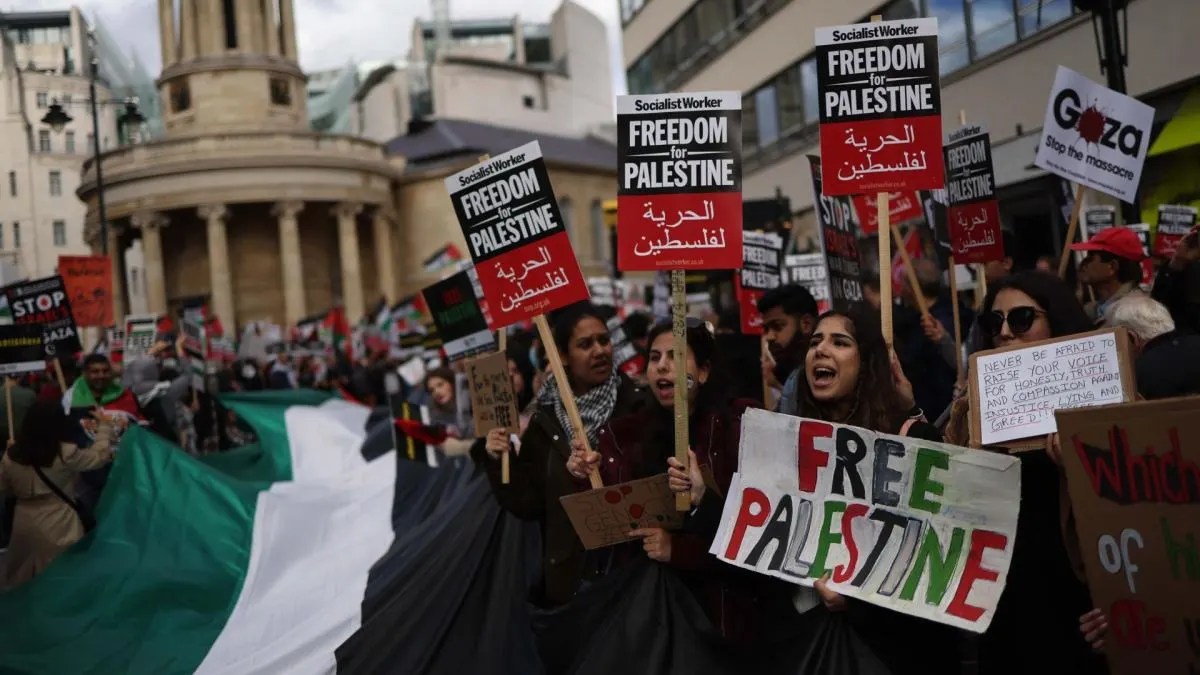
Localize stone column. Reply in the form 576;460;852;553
273;200;306;324
131;211;169;314
372;209;397;300
279;0;297;60
333;202;364;321
105;225;127;321
263;0;280;56
180;0;198;60
236;0;260;53
158;0;176;66
199;203;234;329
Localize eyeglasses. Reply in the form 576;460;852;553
979;306;1046;337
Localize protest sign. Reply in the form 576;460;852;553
0;324;47;375
850;191;923;235
1034;66;1154;202
1056;398;1200;675
1154;204;1198;257
616;92;742;271
587;277;616;308
5;275;82;357
969;328;1136;448
444;141;589;327
651;272;670;319
783;254;832;314
181;318;207;390
422;270;495;362
737;231;783;334
1126;222;1155;284
809;156;864;311
712;408;1020;632
123;314;159;362
466;351;520;437
943;126;1003;264
1084;205;1117;239
57;255;112;328
815;18;944;195
607;315;645;378
105;327;124;364
559;474;685;550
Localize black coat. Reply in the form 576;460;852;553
474;375;649;607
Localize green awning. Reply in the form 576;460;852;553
1149;87;1200;157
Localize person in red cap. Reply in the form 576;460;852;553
1069;226;1148;323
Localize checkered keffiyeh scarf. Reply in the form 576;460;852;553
537;370;620;447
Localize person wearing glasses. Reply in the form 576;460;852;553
943;271;1108;675
476;303;649;608
1070;226;1148;324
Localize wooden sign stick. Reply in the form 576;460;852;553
1057;183;1087;279
878;191;894;344
949;254;964;384
52;358;67;392
890;223;931;320
670;270;689;511
496;328;509;484
533;314;602;489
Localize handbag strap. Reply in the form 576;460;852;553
32;462;86;518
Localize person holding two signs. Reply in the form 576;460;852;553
943;271;1108;674
478;305;649;607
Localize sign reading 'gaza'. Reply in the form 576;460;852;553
1034;66;1154;203
5;275;82;356
815;18;945;196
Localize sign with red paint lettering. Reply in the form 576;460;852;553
1056;398;1200;675
560;474;685;550
815;18;945;196
711;408;1020;632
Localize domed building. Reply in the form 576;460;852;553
77;0;399;327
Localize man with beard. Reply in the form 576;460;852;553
756;285;819;413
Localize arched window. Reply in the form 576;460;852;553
590;199;606;261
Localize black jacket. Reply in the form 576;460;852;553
1135;330;1200;400
474;374;649;606
1152;261;1200;335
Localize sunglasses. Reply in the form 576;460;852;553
980;306;1046;337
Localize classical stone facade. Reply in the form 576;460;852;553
77;0;399;326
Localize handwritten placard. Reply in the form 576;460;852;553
559;474;684;550
467;351;520;436
969;328;1135;448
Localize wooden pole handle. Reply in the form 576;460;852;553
533;314;602;489
1057;184;1086;279
877;192;894;345
891;223;931;320
671;270;690;512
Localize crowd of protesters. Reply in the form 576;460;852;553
0;221;1196;673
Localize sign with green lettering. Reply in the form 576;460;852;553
421;270;495;362
712;408;1020;632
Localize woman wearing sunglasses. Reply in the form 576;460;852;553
566;318;796;644
944;271;1107;675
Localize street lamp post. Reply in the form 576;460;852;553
39;31;145;256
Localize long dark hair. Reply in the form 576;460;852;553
505;343;536;410
7;400;71;468
976;271;1093;351
797;307;909;434
641;319;731;474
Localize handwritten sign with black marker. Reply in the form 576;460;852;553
969;328;1136;448
467;351;520;436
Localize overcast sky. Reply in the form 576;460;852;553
3;0;626;90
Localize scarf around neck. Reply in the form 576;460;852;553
538;370;620;447
71;378;127;408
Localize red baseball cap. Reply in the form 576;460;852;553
1069;227;1146;261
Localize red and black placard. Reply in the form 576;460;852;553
851;191;923;235
421;270;496;363
809;156;865;312
815;18;945;196
5;275;82;357
1154;205;1198;257
736;231;783;334
616;91;743;270
943;126;1004;263
443;141;589;328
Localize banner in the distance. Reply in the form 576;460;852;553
5;275;82;357
1154;204;1198;257
0;323;47;375
736;230;783;334
783;253;833;314
809;156;864;311
422;270;496;363
57;255;112;328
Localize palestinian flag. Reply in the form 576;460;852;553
322;305;352;359
421;243;463;274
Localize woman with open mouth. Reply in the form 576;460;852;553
475;303;649;608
